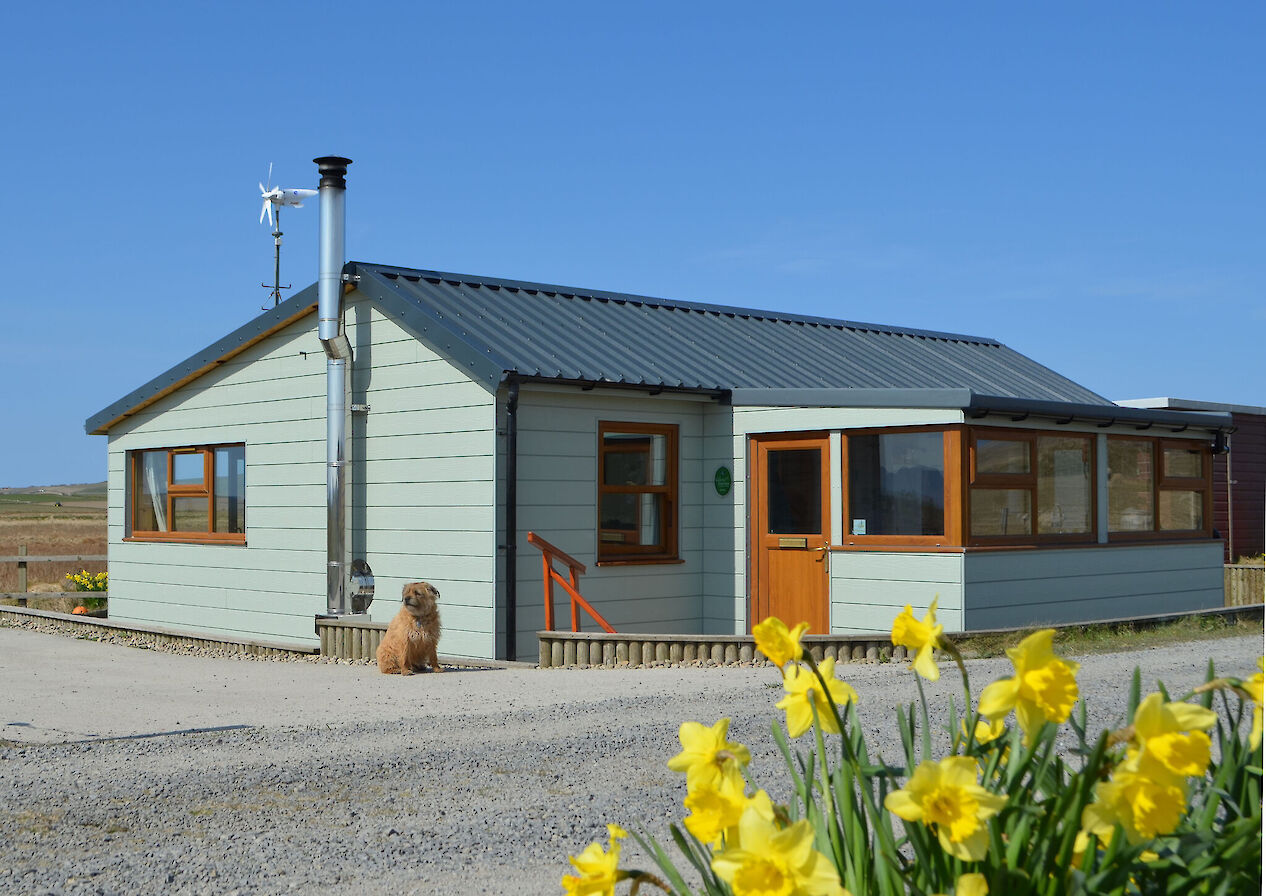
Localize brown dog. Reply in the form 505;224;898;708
377;582;444;674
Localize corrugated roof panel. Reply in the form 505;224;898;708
353;263;1114;403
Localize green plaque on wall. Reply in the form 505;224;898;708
714;466;733;496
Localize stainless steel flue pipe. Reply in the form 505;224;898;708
315;156;353;616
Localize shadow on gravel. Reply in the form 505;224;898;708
64;724;256;744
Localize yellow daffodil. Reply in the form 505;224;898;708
1081;755;1186;844
711;806;849;896
1071;829;1092;866
884;756;1007;862
667;719;751;791
1130;692;1217;778
776;657;859;738
754;617;810;669
978;629;1079;744
961;716;1006;747
684;783;775;847
562;824;627;896
933;872;988;896
1244;657;1263;750
891;598;944;681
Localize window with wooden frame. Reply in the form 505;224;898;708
841;426;961;546
127;444;246;543
968;429;1095;543
597;422;678;562
1108;436;1211;537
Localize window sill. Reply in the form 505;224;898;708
595;557;685;567
124;534;247;546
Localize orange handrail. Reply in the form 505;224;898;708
526;531;616;634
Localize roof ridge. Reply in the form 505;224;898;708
350;261;1002;346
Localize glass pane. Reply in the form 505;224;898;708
848;432;944;536
971;489;1031;536
172;452;205;486
767;449;821;535
599;493;662;547
1036;436;1092;534
172;496;209;532
1162;445;1202;479
136;450;169;532
1108;440;1154;532
603;432;668;486
977;439;1029;475
214;446;245;534
1159;490;1203;531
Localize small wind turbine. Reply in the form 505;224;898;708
258;163;318;309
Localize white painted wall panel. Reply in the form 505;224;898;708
830;552;965;635
732;406;963;434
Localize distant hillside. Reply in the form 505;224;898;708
0;481;107;496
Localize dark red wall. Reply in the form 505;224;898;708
1218;413;1266;562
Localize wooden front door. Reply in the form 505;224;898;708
751;435;831;632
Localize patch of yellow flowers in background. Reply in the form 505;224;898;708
65;569;107;592
564;603;1263;895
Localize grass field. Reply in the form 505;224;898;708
956;613;1263;660
0;483;107;597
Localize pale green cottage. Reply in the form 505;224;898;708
86;262;1232;660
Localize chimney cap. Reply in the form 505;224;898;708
314;156;352;189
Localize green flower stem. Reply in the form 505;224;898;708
914;674;933;763
804;662;846;865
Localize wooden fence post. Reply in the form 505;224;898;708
17;545;27;607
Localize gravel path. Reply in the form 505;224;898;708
1;627;1261;896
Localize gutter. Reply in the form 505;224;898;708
728;388;1235;434
504;374;520;660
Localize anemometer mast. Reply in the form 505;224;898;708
263;209;289;308
258;166;317;309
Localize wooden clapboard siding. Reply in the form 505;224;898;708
962;542;1225;630
830;552;965;635
700;406;743;633
105;310;326;643
347;299;498;660
503;387;708;659
105;295;499;656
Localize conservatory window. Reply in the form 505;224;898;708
844;430;947;538
968;431;1094;541
1108;437;1210;535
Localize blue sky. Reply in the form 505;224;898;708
2;2;1261;487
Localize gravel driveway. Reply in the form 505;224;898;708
1;626;1260;896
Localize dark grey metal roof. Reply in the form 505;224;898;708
352;262;1112;404
90;261;1230;435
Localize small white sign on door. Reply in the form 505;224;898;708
852;519;867;535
